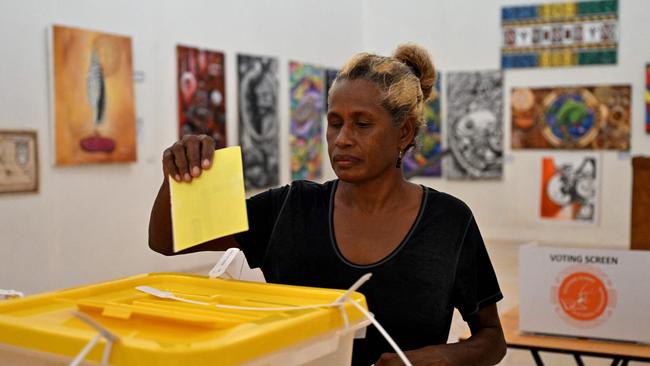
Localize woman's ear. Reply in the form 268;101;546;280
399;117;418;149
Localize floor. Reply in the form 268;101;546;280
191;240;647;366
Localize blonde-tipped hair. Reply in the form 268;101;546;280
331;43;436;147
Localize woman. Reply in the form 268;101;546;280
149;44;506;366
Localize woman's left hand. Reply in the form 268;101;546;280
374;346;453;366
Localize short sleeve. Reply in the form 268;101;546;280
452;215;503;321
234;185;290;268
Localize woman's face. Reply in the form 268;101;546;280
326;79;407;183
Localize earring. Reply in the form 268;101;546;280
396;150;403;169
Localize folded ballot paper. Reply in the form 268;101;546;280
169;146;248;252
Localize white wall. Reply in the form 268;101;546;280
362;0;650;248
1;0;648;295
0;0;363;294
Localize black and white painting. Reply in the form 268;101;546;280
446;70;503;180
238;54;279;189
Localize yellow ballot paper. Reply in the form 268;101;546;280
169;146;248;252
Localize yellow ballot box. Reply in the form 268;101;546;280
0;273;369;366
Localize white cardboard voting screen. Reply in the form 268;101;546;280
519;243;650;344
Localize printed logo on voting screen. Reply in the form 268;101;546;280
551;264;616;329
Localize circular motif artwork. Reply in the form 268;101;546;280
541;90;605;147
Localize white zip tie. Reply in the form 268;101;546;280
0;289;24;300
70;312;120;366
135;273;412;365
209;248;241;279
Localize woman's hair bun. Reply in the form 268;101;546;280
393;44;436;101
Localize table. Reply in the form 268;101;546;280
499;307;650;366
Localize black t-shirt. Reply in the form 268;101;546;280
234;180;502;366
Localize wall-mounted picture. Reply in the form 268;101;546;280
403;72;442;178
446;70;503;180
238;54;279;189
501;0;618;68
289;61;324;181
540;154;599;224
324;68;338;111
646;64;650;133
0;130;38;194
51;25;136;165
177;45;226;147
511;85;630;150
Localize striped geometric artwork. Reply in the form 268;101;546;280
501;0;618;69
646;64;650;133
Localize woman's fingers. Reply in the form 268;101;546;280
161;135;216;183
162;149;179;181
200;135;215;169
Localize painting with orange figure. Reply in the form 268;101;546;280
540;154;599;224
51;25;136;165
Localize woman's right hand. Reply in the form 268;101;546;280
162;134;215;182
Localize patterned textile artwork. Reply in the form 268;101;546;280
540;154;599;224
501;0;618;68
177;46;226;147
289;62;324;181
51;25;136;165
446;71;503;180
403;73;442;178
511;85;630;150
238;54;279;189
0;131;38;194
646;64;650;133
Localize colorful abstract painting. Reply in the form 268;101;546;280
540;154;599;224
0;131;38;194
446;71;503;180
238;54;279;189
289;61;324;181
51;25;136;165
403;73;442;178
177;46;226;147
511;85;630;150
646;64;650;133
501;0;618;68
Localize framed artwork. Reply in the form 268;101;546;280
289;61;324;181
646;64;650;133
177;45;226;147
501;0;618;68
324;68;338;111
403;72;442;178
238;54;279;189
446;70;503;180
540;154;599;224
0;130;38;194
511;85;630;150
51;25;136;165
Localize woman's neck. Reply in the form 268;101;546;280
336;170;415;213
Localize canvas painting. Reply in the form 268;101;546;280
403;73;442;178
446;71;503;180
511;85;631;150
540;154;599;224
324;68;339;111
646;64;650;133
177;45;226;147
501;1;618;68
238;54;279;189
0;131;38;194
289;62;324;181
51;25;136;165
645;64;650;133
